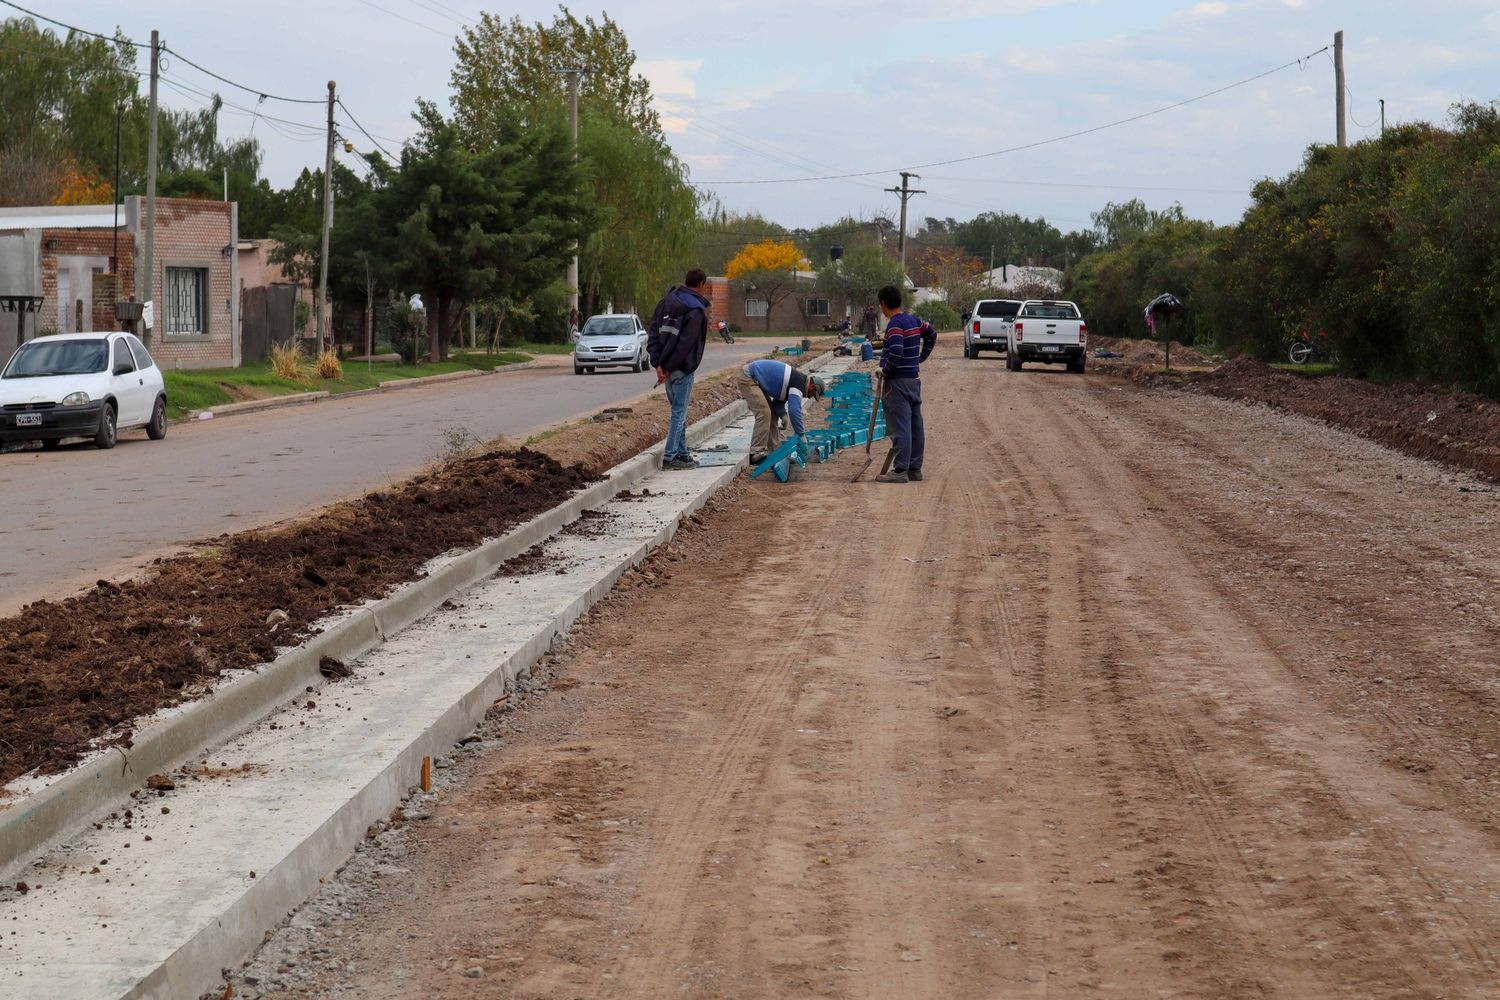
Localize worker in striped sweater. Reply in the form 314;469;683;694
740;358;824;465
875;284;937;483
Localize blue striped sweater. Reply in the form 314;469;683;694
880;313;936;379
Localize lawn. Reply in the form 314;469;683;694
163;352;530;419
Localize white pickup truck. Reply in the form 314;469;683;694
1007;299;1088;373
964;298;1021;359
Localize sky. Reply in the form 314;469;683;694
35;0;1500;236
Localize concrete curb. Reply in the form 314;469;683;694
179;391;330;423
375;367;489;391
0;399;749;884
132;453;749;1000
172;360;538;424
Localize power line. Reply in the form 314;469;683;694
699;45;1331;185
401;0;468;26
336;98;400;161
161;44;324;104
353;0;452;38
0;37;142;74
0;0;142;46
922;174;1246;195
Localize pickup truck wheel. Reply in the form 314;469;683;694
1007;353;1021;372
40;438;61;450
1070;357;1087;374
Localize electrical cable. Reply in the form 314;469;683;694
699;44;1331;185
0;0;141;45
352;0;452;38
161;44;324;104
0;37;142;73
336;98;401;161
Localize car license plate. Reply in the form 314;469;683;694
16;413;42;427
1041;345;1059;353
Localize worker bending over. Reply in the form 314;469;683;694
740;358;824;465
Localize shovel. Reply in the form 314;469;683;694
850;373;884;482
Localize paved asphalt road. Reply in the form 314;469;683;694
0;343;768;614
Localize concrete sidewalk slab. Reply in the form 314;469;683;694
0;415;757;1000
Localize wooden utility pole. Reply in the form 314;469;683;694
317;80;335;354
1334;30;1346;148
884;172;925;272
142;29;160;344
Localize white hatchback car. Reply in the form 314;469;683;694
0;332;168;450
572;313;649;374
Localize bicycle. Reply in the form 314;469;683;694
1288;329;1330;365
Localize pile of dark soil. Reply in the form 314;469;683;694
0;448;595;785
1188;360;1500;483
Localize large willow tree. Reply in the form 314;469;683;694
448;5;700;316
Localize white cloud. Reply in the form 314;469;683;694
638;59;703;98
1190;1;1229;15
683;153;734;171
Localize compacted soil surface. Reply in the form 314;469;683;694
243;348;1500;999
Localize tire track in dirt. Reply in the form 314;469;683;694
998;369;1500;995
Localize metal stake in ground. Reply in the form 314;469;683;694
851;372;884;482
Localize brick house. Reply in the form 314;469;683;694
720;271;854;333
0;196;239;369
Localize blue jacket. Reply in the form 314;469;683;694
744;359;812;435
880;313;936;379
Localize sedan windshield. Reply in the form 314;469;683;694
581;318;634;337
2;339;108;378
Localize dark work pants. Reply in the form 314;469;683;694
882;376;924;472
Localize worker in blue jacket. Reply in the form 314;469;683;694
875;284;936;483
740;358;824;465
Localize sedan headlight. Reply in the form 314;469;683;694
61;391;91;407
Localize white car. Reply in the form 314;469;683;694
573;313;649;374
0;332;168;450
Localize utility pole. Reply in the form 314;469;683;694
142;29;160;343
1379;98;1386;136
883;171;925;272
560;63;584;320
317;80;335;355
1334;30;1346;148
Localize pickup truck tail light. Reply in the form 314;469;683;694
1014;322;1023;343
971;321;980;334
1078;323;1088;345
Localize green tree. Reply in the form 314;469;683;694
377;113;586;361
0;16;143;203
817;243;904;330
451;6;659;141
1090;199;1186;252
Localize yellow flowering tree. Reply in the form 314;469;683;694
726;239;803;331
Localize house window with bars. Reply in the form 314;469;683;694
745;297;768;318
165;267;208;335
806;297;830;317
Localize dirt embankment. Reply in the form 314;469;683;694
1089;335;1215;369
1187;359;1500;484
0;359;791;788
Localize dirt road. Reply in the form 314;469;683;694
0;343;764;615
253;351;1500;999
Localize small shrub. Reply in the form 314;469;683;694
314;349;343;380
396;336;424;365
913;300;960;332
269;340;309;382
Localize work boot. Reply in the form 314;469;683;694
875;470;909;484
667;455;699;470
748;452;768;466
907;469;923;481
